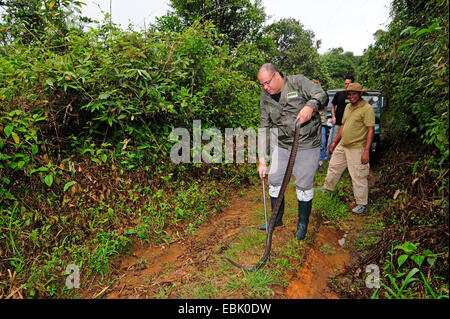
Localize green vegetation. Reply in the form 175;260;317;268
322;48;360;88
0;0;261;297
375;241;447;299
360;0;448;163
0;0;448;299
355;0;449;298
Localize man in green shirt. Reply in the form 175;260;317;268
257;63;328;240
322;82;375;214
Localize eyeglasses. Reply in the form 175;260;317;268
260;73;276;87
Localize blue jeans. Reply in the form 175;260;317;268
320;126;327;162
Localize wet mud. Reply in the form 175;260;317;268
84;184;366;299
100;188;263;299
285;222;353;299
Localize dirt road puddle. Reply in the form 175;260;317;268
285;222;352;299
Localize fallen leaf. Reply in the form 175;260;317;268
393;189;401;200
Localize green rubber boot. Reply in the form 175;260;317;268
295;200;312;240
258;196;285;231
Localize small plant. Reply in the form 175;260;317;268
373;241;448;299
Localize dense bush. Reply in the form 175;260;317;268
360;0;449;163
0;16;262;297
0;20;261;172
356;0;449;299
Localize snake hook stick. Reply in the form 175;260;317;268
222;120;302;271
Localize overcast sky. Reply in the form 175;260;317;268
81;0;392;55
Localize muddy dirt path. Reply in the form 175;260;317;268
285;220;358;299
84;181;368;299
94;187;262;299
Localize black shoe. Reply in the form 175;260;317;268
258;196;284;231
295;200;312;240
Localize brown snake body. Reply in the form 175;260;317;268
222;120;302;271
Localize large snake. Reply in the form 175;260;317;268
222;120;302;271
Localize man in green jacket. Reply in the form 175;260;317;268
257;63;328;240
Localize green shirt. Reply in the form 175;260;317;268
341;99;375;148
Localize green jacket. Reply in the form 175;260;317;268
259;74;328;157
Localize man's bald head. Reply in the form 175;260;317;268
258;63;284;95
258;63;280;75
